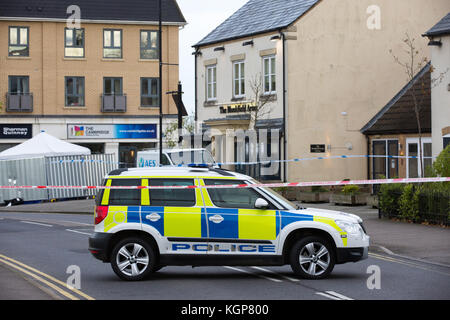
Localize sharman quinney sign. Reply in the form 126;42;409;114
0;124;32;139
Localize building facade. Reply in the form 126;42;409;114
423;13;450;158
194;0;450;183
0;0;186;166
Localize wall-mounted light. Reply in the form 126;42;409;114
214;46;225;52
270;35;281;42
242;40;254;46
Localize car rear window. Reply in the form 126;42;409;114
149;179;195;207
108;179;141;206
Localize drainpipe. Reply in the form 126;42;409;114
281;31;287;182
366;135;370;180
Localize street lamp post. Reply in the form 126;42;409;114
158;0;163;165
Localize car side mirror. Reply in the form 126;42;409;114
255;198;269;209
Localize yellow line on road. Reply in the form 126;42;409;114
0;254;95;300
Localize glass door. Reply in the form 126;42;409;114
406;138;432;178
372;140;398;179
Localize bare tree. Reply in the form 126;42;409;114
389;33;448;177
163;115;195;148
247;73;274;129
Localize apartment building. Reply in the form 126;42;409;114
0;0;185;166
194;0;450;182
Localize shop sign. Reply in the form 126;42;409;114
67;124;157;139
0;124;32;139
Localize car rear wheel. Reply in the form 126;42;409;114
111;237;156;281
290;236;335;280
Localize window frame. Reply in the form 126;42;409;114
8;75;30;94
140;30;159;60
263;55;276;94
103;77;123;96
204;179;275;210
147;179;196;207
8;26;29;57
233;60;245;98
65;76;85;107
64;27;85;58
108;178;142;206
103;29;123;59
140;77;160;107
206;64;217;101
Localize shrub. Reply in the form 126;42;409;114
311;186;329;193
342;185;360;195
433;145;450;178
399;184;419;222
378;183;405;218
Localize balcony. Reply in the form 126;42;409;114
5;93;33;112
101;94;127;113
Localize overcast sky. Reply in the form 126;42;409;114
176;0;246;115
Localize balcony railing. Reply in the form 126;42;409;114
101;94;127;113
6;93;33;112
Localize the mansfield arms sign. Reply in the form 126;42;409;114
219;102;258;114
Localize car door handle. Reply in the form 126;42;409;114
145;213;161;222
209;215;224;224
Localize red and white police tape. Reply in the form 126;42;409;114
0;177;448;190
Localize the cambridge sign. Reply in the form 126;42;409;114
67;124;157;139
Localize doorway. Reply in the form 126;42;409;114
406;138;432;178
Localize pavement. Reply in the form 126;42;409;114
0;198;449;299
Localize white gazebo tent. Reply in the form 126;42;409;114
0;131;90;160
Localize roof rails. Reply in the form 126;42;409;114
188;163;235;177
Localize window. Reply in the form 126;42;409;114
8;76;29;94
108;179;141;206
206;65;217;101
103;29;122;58
263;55;276;94
233;61;245;97
141;78;159;107
104;77;123;95
149;179;196;207
9;26;29;57
65;77;85;106
204;179;273;209
65;28;84;57
140;30;159;59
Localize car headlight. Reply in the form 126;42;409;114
335;220;361;236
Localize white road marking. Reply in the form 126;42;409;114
316;292;342;300
224;266;283;283
325;291;354;300
250;266;300;282
59;220;93;226
66;229;92;236
20;221;53;227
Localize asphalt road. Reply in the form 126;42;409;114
0;211;449;301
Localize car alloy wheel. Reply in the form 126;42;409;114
116;243;149;277
290;236;335;279
299;242;330;277
111;237;156;281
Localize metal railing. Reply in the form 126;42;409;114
6;93;33;112
101;94;127;112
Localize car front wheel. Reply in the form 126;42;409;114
290;236;335;280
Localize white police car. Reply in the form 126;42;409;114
88;166;369;281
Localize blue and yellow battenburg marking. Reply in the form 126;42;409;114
100;177;347;246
